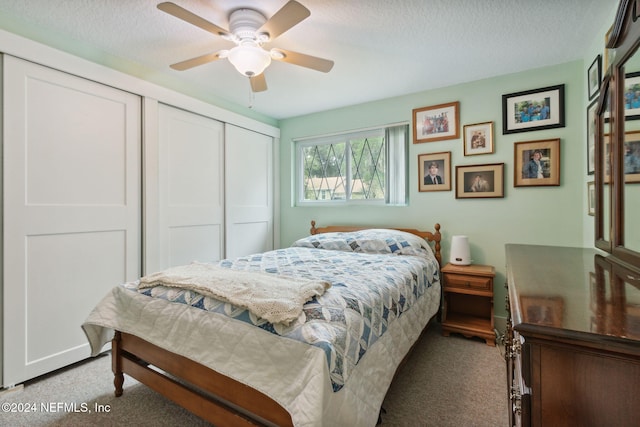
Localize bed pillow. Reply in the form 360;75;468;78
291;228;433;257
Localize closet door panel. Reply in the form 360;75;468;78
225;124;273;258
154;104;224;271
26;231;126;361
3;56;141;386
168;225;222;267
25;77;127;205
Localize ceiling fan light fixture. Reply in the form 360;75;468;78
228;44;272;77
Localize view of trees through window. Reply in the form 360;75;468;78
302;135;385;201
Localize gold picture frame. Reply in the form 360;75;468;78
603;131;640;183
418;151;451;192
514;138;561;187
463;121;494;155
588;181;595;216
455;163;504;199
412;101;460;143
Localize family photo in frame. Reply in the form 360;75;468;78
463;121;494;156
413;101;460;143
617;131;640;183
623;71;640;120
502;84;565;134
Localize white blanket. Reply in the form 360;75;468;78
139;262;330;325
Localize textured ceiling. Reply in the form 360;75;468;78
0;0;617;120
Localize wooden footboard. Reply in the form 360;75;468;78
112;331;293;427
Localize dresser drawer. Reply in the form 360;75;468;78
444;273;491;291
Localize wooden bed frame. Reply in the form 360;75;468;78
112;221;442;427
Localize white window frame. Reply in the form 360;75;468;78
294;122;409;206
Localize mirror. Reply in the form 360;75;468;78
595;76;612;251
622;48;640;254
595;0;640;268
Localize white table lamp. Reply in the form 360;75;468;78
450;235;471;265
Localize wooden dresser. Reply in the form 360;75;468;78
505;244;640;427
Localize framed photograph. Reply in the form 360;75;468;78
588;55;602;100
622;130;640;183
513;138;561;187
413;101;460;143
623;71;640;120
588;181;595;216
586;99;598;175
502;84;565;134
455;163;504;199
520;296;564;327
604;131;640;183
418;151;451;192
463;121;494;155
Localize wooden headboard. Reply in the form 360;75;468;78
309;220;442;266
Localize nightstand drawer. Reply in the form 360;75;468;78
444;273;491;291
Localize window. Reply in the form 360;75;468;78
295;123;409;205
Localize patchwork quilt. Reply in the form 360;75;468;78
135;240;438;391
83;229;441;426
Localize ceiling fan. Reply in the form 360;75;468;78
157;1;334;92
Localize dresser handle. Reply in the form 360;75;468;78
510;385;522;416
505;341;512;360
510;338;521;359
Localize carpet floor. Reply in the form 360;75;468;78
1;322;508;426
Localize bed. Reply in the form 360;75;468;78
82;221;442;427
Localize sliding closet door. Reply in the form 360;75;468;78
145;103;224;273
225;124;274;258
2;56;141;386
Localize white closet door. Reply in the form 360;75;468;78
225;124;274;258
2;56;141;386
148;103;224;272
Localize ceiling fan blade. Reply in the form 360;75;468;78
158;2;230;38
170;51;225;71
272;49;334;73
250;74;268;92
258;0;310;40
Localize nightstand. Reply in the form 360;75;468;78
441;263;495;346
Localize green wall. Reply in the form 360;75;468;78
278;60;588;323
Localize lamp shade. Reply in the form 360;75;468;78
450;235;471;265
228;44;271;77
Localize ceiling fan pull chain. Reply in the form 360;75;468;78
248;84;255;109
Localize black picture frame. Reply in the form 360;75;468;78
588;55;602;100
502;84;565;134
